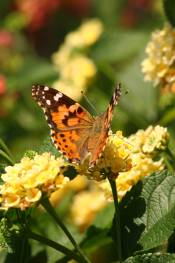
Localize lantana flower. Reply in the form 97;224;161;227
0;152;69;210
129;125;169;155
141;23;175;92
52;19;103;100
97;125;169;201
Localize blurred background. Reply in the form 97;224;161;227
0;0;165;161
1;1;174;263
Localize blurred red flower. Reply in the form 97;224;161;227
16;0;90;31
0;75;7;96
0;31;13;48
61;0;90;17
120;0;153;28
16;0;61;31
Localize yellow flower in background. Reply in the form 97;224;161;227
128;125;169;155
59;55;96;88
65;19;103;48
52;18;103;100
52;45;71;69
0;153;69;210
141;23;175;91
70;190;107;231
49;175;88;207
142;125;169;153
77;131;133;181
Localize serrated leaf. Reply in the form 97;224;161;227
163;0;175;27
120;170;175;255
123;253;175;263
136;171;175;250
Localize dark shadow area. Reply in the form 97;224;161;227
116;181;146;260
28;250;47;263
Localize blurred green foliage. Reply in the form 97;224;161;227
1;0;175;262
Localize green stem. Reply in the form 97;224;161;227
167;147;175;164
28;231;81;262
108;177;122;262
161;152;174;173
0;149;14;165
0;139;13;159
41;197;91;263
19;236;28;263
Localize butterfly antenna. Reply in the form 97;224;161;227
81;91;98;115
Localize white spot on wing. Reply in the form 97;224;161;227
44;86;49;91
54;93;62;101
46;100;51;105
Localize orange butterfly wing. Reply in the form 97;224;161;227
32;84;94;163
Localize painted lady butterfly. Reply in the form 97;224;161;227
32;84;121;167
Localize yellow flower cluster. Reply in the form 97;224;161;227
141;23;175;91
98;125;168;201
129;125;169;155
0;153;69;210
70;190;107;231
77;131;133;181
52;19;103;100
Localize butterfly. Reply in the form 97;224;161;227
32;84;121;168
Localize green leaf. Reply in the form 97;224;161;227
120;170;175;255
124;253;175;263
163;0;175;27
137;171;175;250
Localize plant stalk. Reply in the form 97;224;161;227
28;230;81;261
108;177;122;262
41;197;91;263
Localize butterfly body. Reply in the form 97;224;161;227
32;84;121;167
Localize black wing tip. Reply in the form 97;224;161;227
32;84;45;89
